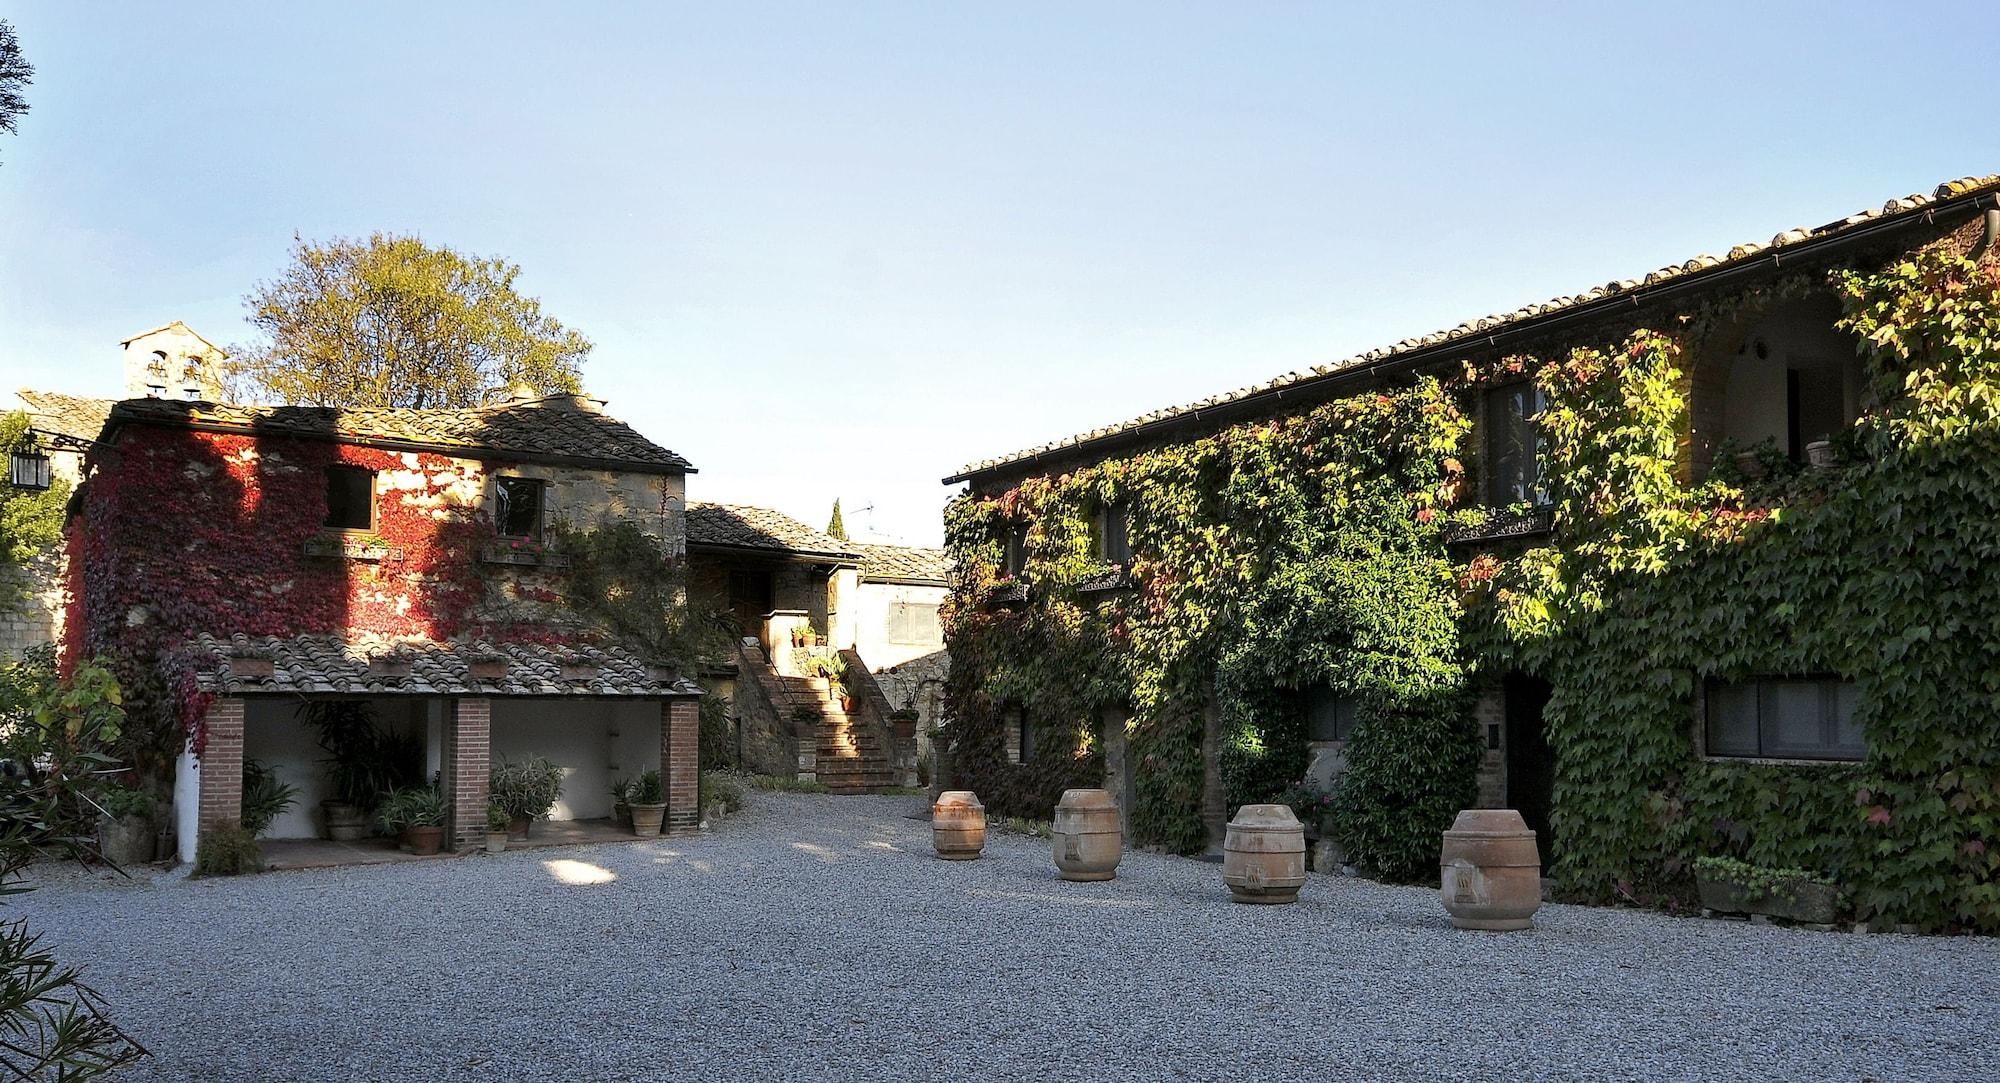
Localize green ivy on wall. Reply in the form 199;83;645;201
948;244;2000;931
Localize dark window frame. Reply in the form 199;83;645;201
1001;521;1030;578
322;464;376;532
495;476;548;541
1484;382;1551;508
1305;685;1357;743
1702;674;1864;763
1095;501;1133;566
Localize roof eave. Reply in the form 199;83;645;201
944;185;2000;487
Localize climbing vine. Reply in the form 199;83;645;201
948;239;2000;930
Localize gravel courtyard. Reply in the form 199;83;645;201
17;791;2000;1082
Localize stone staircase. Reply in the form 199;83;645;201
781;675;899;793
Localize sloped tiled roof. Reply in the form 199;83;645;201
16;389;115;443
104;395;694;473
685;502;859;561
188;633;702;697
948;174;2000;482
855;543;950;585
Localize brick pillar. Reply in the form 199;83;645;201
442;698;491;851
663;697;700;836
196;697;246;836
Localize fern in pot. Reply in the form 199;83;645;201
490;757;564;839
627;769;667;837
377;786;447;855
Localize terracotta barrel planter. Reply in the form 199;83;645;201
630;802;667;837
932;791;986;860
507;815;531;841
1051;788;1121;881
1222;804;1306;904
484;831;507;854
403;825;445;856
1439;808;1542;931
321;800;370;842
98;814;155;866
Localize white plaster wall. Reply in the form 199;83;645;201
174;744;200;864
490;700;662;821
1723;301;1861;450
852;581;948;671
243;697;429;839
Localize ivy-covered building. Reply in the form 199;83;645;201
62;392;705;862
941;174;2000;932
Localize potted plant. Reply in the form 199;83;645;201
241;760;299;839
301;701;421;840
94;784;156;866
377;786;447;855
485;802;510;854
490;757;564;839
1693;856;1841;924
609;778;633;829
627;769;667;837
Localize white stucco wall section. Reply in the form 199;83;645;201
491;700;662;821
243;697;430;840
852;581;948;671
174;744;200;864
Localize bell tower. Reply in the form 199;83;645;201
121;321;226;401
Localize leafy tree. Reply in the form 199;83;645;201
825;499;847;541
0;19;31;163
0;647;148;1078
235;232;591;408
0;413;69;615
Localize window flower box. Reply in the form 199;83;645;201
1442;506;1555;546
225;650;275;678
303;534;404;562
479;541;571;568
1693;857;1841;925
468;655;510;681
1077;566;1133;595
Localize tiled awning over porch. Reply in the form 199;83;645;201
186;632;704;698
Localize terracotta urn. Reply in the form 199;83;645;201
629;802;667;838
402;825;444;856
1222;804;1306;904
1051;788;1121;881
932;790;986;860
1439;808;1542;931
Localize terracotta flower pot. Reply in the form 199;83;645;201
485;831;507;854
507;815;531;841
1439;808;1542;931
630;802;667;837
1222;804;1306;904
931;791;986;860
403;825;445;856
1051;788;1121;881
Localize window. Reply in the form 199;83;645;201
1014;708;1035;764
1305;686;1357;743
184;386;201;401
1705;677;1863;761
323;465;375;531
495;477;546;539
887;602;941;646
146;352;168;378
1095;502;1132;565
1485;384;1549;507
145;384;166;398
1001;522;1029;577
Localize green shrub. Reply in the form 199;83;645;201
95;784;154;820
486;802;510;832
1329;691;1478;882
700;770;744;814
745;773;828;794
628;769;664;805
697;694;735;770
192;820;265;877
239;760;298;837
376;786;445;831
490;757;563;820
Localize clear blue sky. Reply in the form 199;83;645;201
2;2;1993;545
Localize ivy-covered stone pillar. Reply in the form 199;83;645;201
195;696;245;836
441;698;491;851
662;696;700;835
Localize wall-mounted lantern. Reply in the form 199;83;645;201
8;447;52;492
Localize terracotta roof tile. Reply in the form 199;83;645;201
102;395;692;473
685;502;858;560
855;543;950;584
16;390;115;443
188;632;701;697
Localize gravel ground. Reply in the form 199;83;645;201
15;791;2000;1082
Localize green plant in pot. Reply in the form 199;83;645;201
627;769;667;837
377;786;447;855
241;760;299;839
93;783;156;866
485;802;510;854
300;701;423;840
490;757;564;839
609;777;633;829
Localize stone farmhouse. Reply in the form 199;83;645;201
941;174;2000;931
58;391;704;862
684;502;948;791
